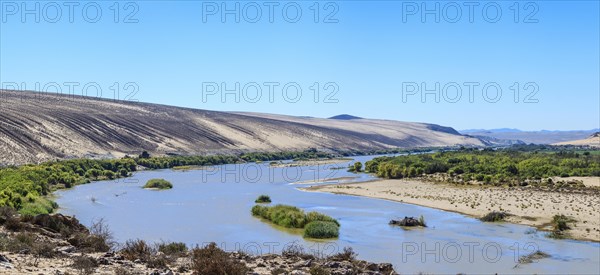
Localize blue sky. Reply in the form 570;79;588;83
1;1;598;131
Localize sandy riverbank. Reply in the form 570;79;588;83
303;178;600;242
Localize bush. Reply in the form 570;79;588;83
0;206;22;231
255;195;271;203
191;242;248;275
552;214;572;231
67;218;114;252
252;204;340;239
329;247;357;262
347;162;362;172
158;241;187;256
0;232;36;253
480;211;509;222
71;255;99;274
143;179;173;190
309;266;331;275
18;198;57;216
120;239;153;261
306;211;340;226
281;242;312;259
252;204;306;228
547;214;574;239
304;221;339;239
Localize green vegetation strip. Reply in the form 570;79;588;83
0;149;342;215
0;147;440;216
251;204;339;238
366;148;600;185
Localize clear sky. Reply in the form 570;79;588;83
1;1;598;131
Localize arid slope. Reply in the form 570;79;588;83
554;132;600;147
0;90;482;165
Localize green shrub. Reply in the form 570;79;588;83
304;221;339;239
251;204;340;238
252;204;307;228
143;179;173;190
255;195;271;203
347;162;362;172
552;214;573;231
306;211;340;226
18;198;57;216
547;214;575;239
480;211;509;222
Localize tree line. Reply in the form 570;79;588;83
365;148;600;185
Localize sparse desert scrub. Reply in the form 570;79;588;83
191;242;249;275
143;178;173;190
158;241;188;256
255;194;272;203
68;218;115;252
328;247;358;262
71;255;99;274
120;239;153;261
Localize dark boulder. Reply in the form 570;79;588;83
389;216;426;227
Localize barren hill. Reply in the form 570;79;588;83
554;132;600;147
0;90;483;165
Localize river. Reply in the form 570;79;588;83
54;155;600;274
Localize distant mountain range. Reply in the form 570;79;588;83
460;129;600;144
461;128;523;133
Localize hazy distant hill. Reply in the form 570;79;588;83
554;132;600;147
459;128;599;144
329;114;362;120
0;90;483;165
461;128;522;134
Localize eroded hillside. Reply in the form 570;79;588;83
0;90;483;165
